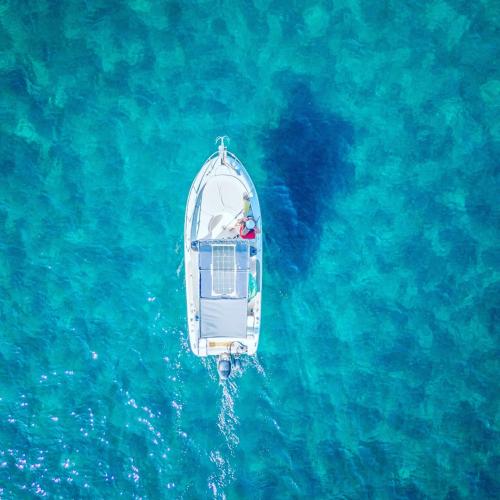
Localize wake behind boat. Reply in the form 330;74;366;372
184;138;262;379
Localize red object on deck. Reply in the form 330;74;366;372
240;225;256;239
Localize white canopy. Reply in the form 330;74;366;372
200;299;248;338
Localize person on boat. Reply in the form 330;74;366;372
243;193;252;217
239;216;259;239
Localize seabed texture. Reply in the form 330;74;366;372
0;0;498;497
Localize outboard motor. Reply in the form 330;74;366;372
217;353;231;380
232;356;242;373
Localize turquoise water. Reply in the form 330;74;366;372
0;0;499;497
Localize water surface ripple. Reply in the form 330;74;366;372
0;0;499;498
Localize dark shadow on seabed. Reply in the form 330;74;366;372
261;81;355;275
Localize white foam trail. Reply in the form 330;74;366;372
249;353;267;377
203;367;245;498
217;380;240;449
176;256;183;278
200;356;219;382
207;449;233;499
201;351;268;497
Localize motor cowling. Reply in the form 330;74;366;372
217;354;231;380
232;357;242;372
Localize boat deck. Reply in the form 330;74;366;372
184;143;262;357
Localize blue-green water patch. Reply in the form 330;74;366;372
0;0;499;497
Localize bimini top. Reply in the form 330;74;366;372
197;240;249;339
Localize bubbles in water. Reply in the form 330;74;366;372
208;449;234;499
217;380;240;448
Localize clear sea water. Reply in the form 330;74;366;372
0;0;499;498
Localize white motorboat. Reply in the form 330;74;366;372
184;137;262;378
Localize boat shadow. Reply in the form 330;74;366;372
261;82;355;277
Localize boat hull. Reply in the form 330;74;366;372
184;145;262;357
